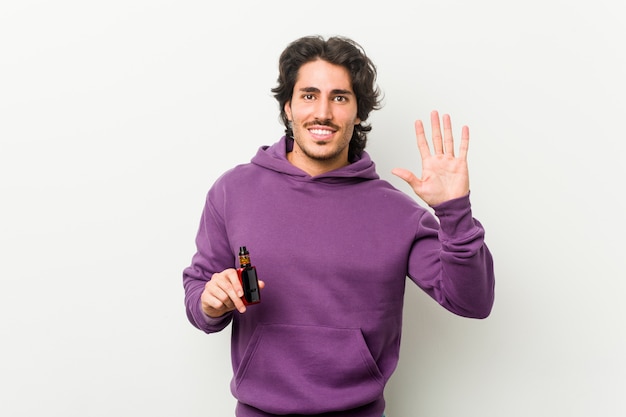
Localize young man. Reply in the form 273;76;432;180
183;35;495;417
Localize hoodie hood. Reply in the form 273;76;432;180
250;136;379;184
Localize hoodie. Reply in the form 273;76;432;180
183;136;495;416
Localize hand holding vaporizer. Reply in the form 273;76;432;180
199;246;263;317
236;246;261;305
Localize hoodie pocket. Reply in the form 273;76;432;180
232;323;385;415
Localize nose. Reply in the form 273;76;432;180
314;97;332;121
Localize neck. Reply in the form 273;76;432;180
287;148;349;176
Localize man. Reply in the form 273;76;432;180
183;35;495;417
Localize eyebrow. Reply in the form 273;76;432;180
298;87;354;96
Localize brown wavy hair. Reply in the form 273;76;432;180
271;35;382;161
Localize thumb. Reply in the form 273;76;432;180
392;168;425;197
392;168;418;185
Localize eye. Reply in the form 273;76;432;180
333;96;348;103
303;94;315;101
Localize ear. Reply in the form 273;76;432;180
284;101;292;121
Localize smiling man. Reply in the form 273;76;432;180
182;35;495;417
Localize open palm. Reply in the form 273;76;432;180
392;110;470;207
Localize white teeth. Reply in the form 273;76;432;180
309;129;332;135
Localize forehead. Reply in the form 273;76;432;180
295;59;354;91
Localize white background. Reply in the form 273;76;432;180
1;1;625;416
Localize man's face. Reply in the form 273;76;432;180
284;59;361;175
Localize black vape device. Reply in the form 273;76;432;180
236;246;261;305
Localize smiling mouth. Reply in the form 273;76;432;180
308;128;335;137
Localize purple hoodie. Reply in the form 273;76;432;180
183;136;495;416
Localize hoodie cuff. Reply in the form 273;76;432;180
432;193;480;240
201;309;233;327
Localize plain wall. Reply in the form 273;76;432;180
1;1;624;416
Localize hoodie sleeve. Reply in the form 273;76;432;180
182;183;235;333
407;194;495;318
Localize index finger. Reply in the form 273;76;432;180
226;269;246;313
414;119;431;159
